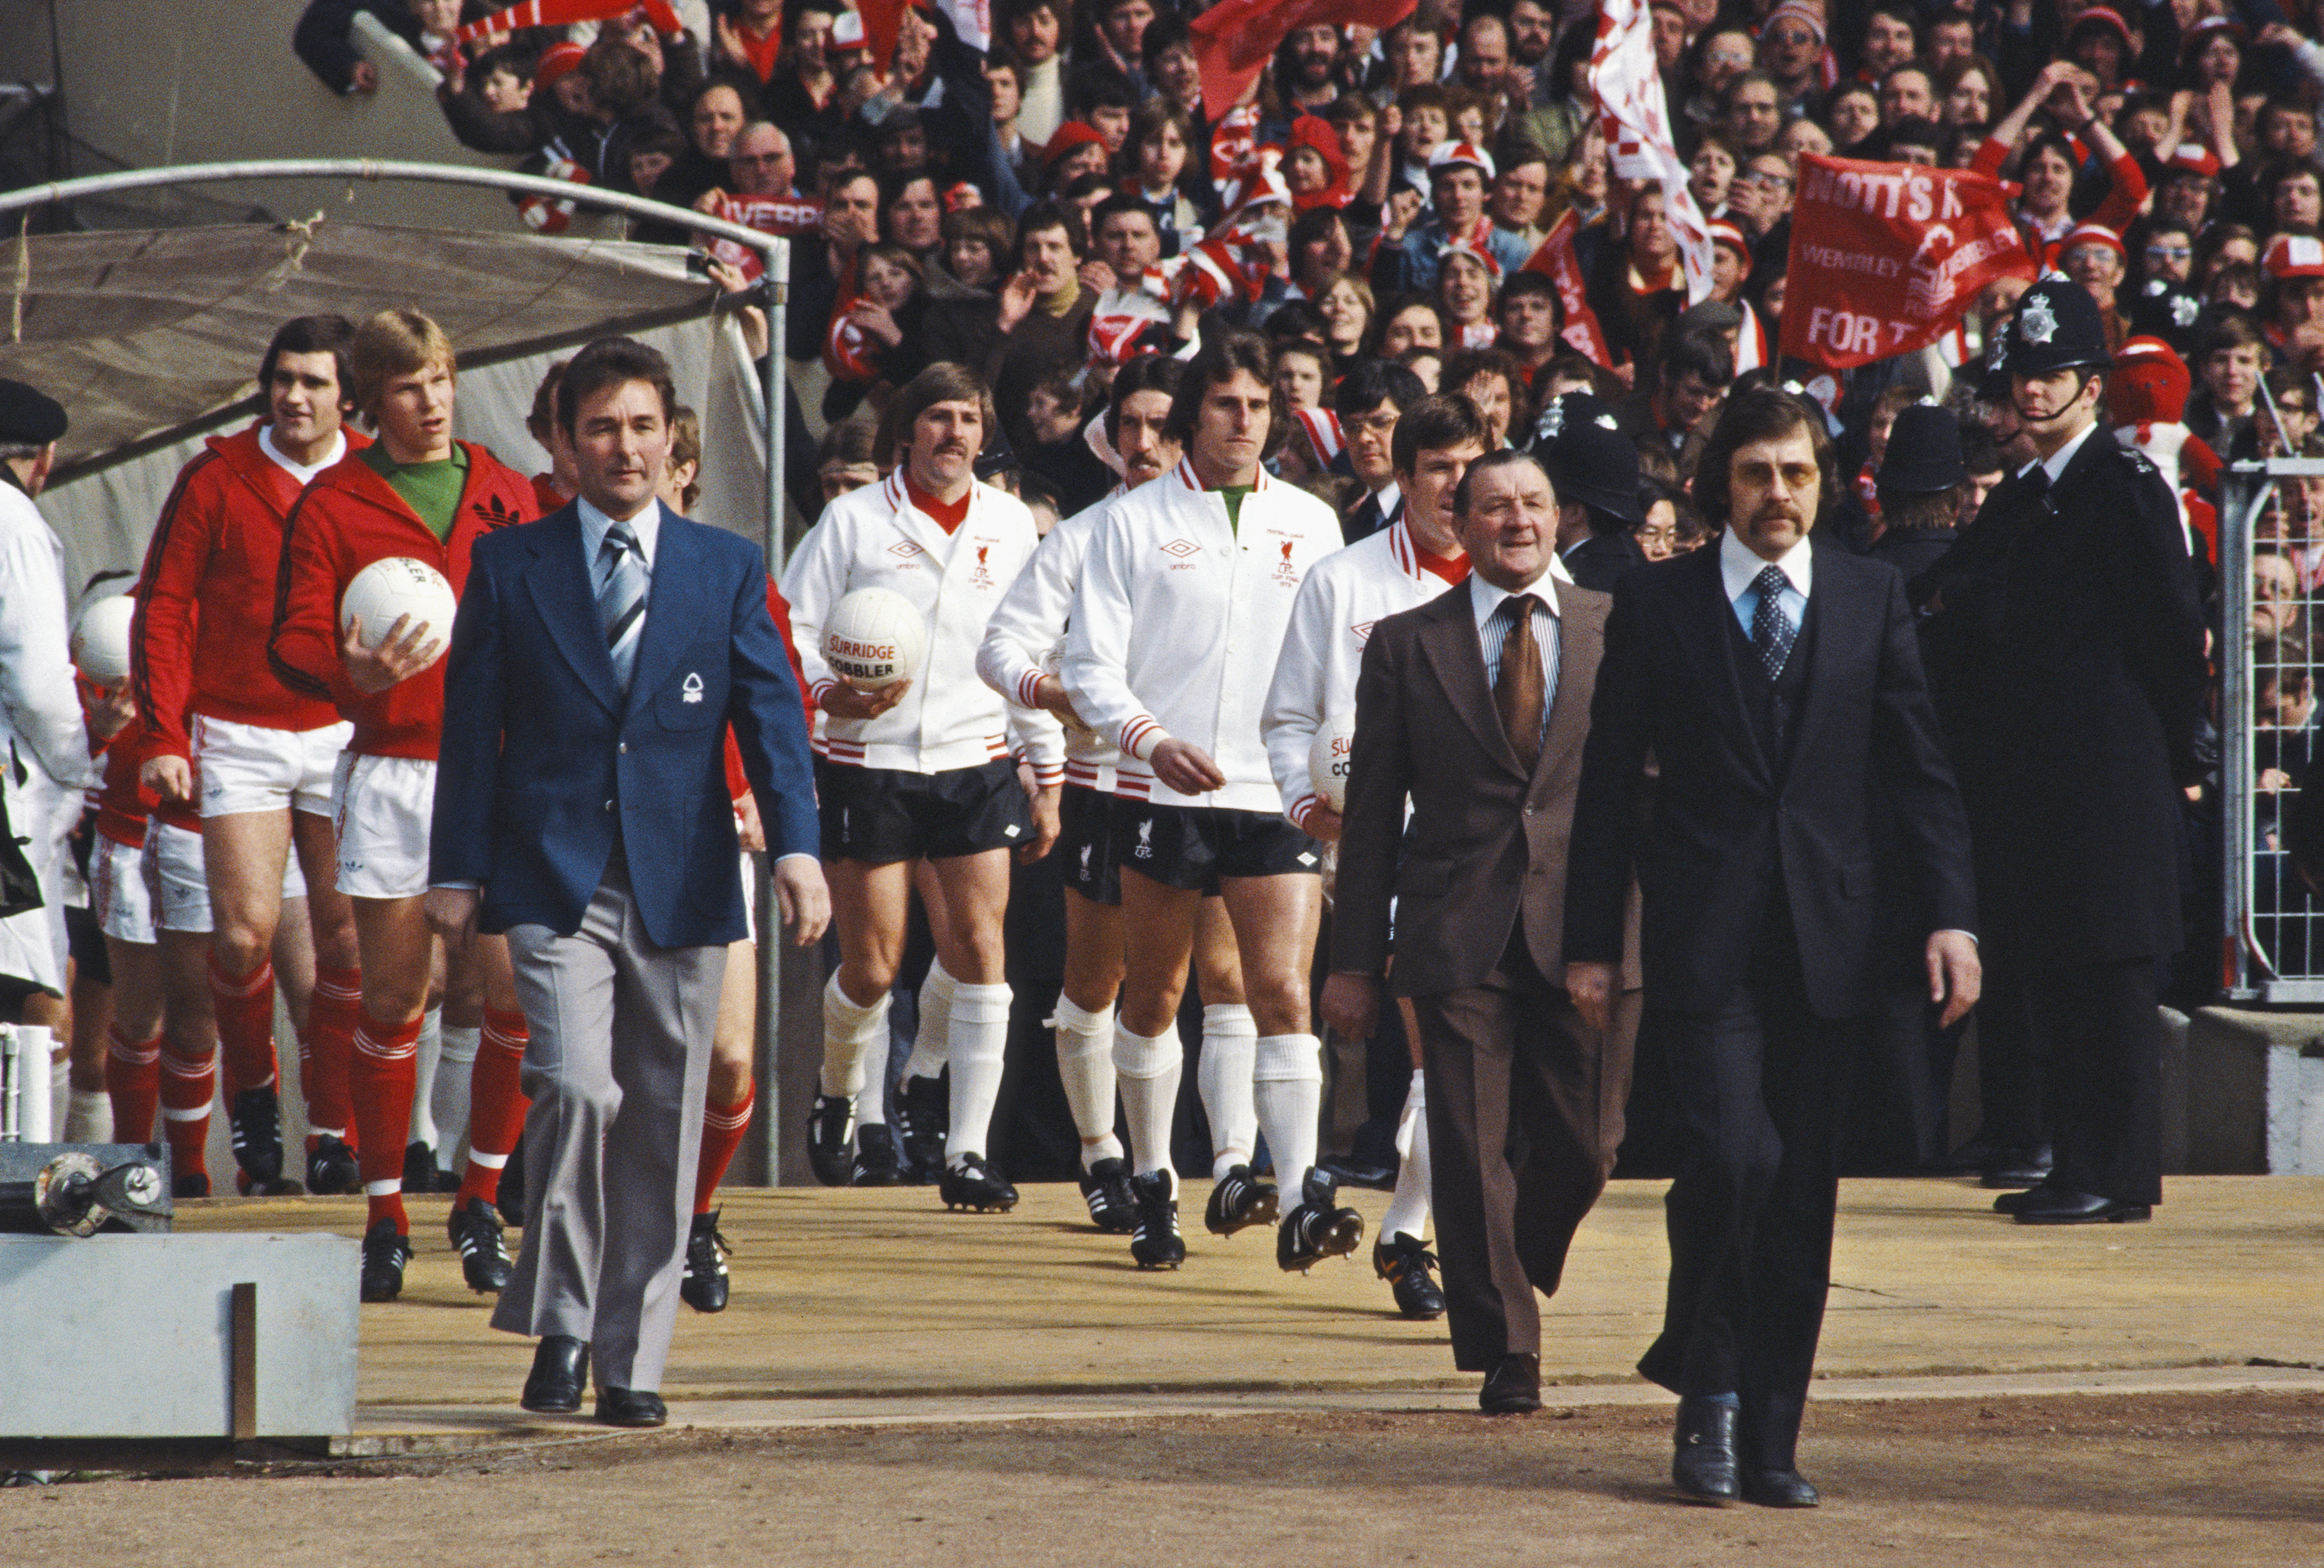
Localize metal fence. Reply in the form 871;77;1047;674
2220;455;2324;1002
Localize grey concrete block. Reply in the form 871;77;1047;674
0;1233;357;1438
2159;1007;2190;1175
2186;1008;2324;1174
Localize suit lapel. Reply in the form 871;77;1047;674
1670;548;1772;784
1530;582;1595;799
521;510;623;717
1790;536;1864;780
622;512;713;722
1412;584;1529;782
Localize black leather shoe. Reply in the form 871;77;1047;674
680;1207;732;1313
230;1086;285;1188
521;1335;589;1414
594;1386;667;1428
448;1196;513;1293
306;1134;362;1196
898;1073;949;1184
2013;1189;2151;1225
497;1132;526;1221
358;1217;414;1303
1373;1232;1446;1320
1479;1352;1542;1414
1992;1181;2059;1215
1672;1397;1741;1502
1981;1143;2054;1189
1318;1153;1398;1192
1742;1469;1820;1507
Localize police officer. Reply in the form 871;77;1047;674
1918;279;2207;1224
1534;394;1647;592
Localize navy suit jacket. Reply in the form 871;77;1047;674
430;504;819;949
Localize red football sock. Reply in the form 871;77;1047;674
695;1080;756;1214
350;1011;422;1233
456;1007;531;1211
105;1026;162;1144
304;965;362;1149
208;952;279;1099
158;1037;216;1183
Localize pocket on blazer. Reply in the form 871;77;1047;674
654;650;727;730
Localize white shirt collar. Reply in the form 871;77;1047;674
1469;567;1563;630
1720;526;1812;603
258;425;345;485
578;495;662;568
2019;420;2101;488
1372;478;1402;513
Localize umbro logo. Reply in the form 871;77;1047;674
1160;539;1201;558
1351;620;1378;647
889;541;926;558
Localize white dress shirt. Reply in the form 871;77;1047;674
2018;419;2100;487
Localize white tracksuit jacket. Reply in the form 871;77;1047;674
974;483;1129;792
0;480;94;992
1063;460;1343;814
782;473;1060;777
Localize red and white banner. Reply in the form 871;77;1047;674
1780;153;2037;369
1588;0;1713;304
700;193;824;280
457;0;680;43
1187;0;1414;115
1521;210;1616;369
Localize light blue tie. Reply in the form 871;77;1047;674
598;521;646;692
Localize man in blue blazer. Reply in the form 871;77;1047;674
426;337;828;1429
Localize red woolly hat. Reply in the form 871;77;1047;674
1045;120;1108;167
2108;335;2191;428
535;41;586;91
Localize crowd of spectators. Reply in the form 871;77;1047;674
285;0;2324;1153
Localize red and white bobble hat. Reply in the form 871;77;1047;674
1426;140;1497;182
1439;236;1504;282
831;8;868;51
2058;222;2125;263
2264;233;2324;279
2108;334;2192;429
2166;143;2221;181
1708;218;1752;268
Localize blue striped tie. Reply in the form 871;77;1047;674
598;521;646;692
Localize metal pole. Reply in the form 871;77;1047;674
2222;461;2259;1000
758;237;791;1187
0;157;785;258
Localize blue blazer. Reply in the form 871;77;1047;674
430;504;820;948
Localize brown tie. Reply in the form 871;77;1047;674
1495;593;1545;774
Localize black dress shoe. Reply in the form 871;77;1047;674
1981;1143;2055;1189
2013;1189;2151;1225
521;1335;590;1413
594;1387;667;1428
1479;1352;1542;1414
1741;1469;1820;1507
1672;1397;1741;1502
1992;1181;2059;1215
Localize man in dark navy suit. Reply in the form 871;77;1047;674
426;337;828;1429
1563;387;1978;1507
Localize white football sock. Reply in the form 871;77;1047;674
1379;1069;1432;1242
904;960;956;1082
944;981;1011;1160
1252;1032;1323;1197
431;1024;478;1170
47;1055;69;1143
1111;1021;1182;1176
15;1026;52;1141
406;1007;441;1149
820;971;891;1099
1198;1003;1257;1178
63;1087;111;1142
1053;994;1121;1156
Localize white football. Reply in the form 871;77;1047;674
340;556;457;659
71;595;137;689
823;587;927;690
1308;713;1359;814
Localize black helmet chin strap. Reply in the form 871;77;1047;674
2011;366;2100;429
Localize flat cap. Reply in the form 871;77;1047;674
0;379;66;446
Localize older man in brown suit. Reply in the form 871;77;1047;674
1322;448;1631;1417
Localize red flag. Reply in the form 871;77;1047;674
1188;0;1414;116
457;0;680;43
1779;152;2037;370
1522;210;1616;370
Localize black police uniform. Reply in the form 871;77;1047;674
1917;281;2208;1221
1533;393;1647;592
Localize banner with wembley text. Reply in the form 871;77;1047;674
1779;154;2036;370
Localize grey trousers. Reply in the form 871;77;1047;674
490;857;727;1392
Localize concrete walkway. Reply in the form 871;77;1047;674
175;1175;2324;1447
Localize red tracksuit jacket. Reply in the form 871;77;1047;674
268;440;538;760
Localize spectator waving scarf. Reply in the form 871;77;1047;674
1590;0;1715;303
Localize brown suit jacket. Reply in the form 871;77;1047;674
1332;574;1619;998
